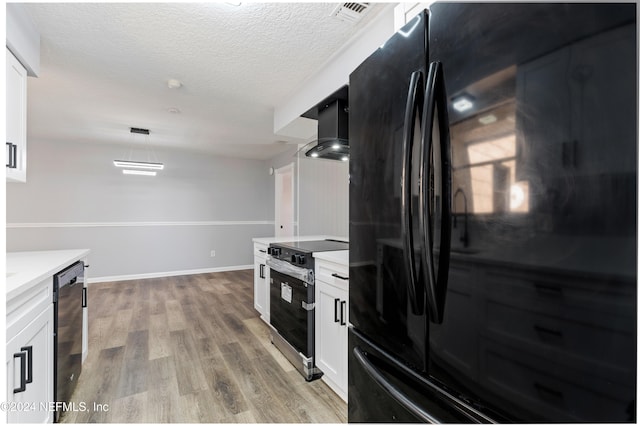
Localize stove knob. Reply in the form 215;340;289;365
298;255;306;265
291;254;297;263
272;248;280;256
267;247;272;255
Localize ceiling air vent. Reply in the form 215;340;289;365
331;2;370;23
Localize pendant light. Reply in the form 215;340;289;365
113;127;164;176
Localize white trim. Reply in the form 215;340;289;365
7;220;274;229
88;264;254;284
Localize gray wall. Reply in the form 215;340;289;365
6;139;274;280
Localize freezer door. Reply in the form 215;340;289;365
348;327;494;423
349;10;430;373
427;3;637;422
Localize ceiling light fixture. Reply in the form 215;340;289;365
452;95;474;112
167;79;182;89
478;114;497;125
122;169;157;176
113;160;164;170
114;127;164;176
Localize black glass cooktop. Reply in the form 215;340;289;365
271;239;349;254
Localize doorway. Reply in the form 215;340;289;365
275;163;295;238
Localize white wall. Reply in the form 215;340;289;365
296;156;348;238
6;139;274;280
267;146;349;238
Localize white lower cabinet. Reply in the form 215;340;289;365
315;259;348;401
6;303;54;423
253;242;270;322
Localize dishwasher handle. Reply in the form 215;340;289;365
55;261;85;288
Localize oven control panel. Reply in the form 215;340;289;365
268;246;309;267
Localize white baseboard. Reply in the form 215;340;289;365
88;264;253;284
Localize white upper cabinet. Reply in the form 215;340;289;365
6;3;40;183
6;48;28;183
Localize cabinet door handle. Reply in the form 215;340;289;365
259;249;267;253
334;298;340;323
82;287;88;308
6;142;17;169
259;264;265;279
340;301;347;325
331;273;348;281
20;346;33;384
6;142;12;167
13;352;27;393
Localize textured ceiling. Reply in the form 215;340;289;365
23;2;385;159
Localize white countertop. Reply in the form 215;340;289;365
6;249;90;301
313;250;349;266
253;235;348;245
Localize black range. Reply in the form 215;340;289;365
266;239;348;381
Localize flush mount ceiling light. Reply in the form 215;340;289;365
452;95;474;112
167;79;182;89
113;127;164;176
478;113;497;125
122;169;157;176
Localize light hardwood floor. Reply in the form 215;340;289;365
62;270;347;423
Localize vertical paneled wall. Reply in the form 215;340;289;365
297;156;349;238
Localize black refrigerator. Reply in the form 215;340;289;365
348;3;637;423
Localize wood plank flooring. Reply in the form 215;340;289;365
62;270;347;423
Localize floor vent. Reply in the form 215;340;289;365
331;2;371;23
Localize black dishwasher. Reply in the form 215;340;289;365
53;261;86;422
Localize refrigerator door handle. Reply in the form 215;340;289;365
420;61;452;324
353;346;439;423
401;70;425;316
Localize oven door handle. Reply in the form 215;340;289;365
266;257;314;285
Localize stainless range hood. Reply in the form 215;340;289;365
302;86;349;161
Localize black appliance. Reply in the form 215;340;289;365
53;261;86;422
267;239;349;380
302;86;350;161
349;4;636;423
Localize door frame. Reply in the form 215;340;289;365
274;162;295;237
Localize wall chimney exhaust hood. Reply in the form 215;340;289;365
301;86;349;161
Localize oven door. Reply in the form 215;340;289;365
269;268;313;358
